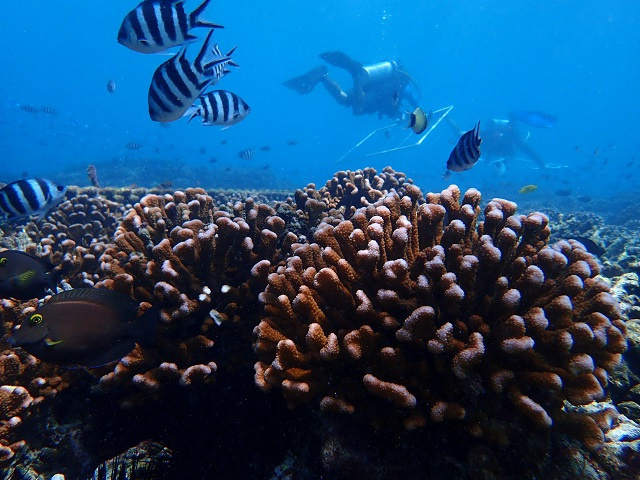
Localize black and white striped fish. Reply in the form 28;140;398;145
0;179;67;223
445;121;482;178
238;148;254;160
148;29;236;122
187;90;250;126
117;0;221;54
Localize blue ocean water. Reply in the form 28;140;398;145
1;1;638;202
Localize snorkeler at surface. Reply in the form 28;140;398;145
445;115;547;173
283;51;420;120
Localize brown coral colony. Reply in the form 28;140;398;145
0;168;629;457
253;180;627;444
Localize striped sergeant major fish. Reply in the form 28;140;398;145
238;148;254;160
444;121;482;179
187;90;250;126
0;179;67;223
117;0;222;54
148;29;236;122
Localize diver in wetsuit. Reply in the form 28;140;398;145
284;51;420;120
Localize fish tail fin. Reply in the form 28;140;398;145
131;306;160;348
45;265;66;291
190;0;224;29
195;29;230;73
184;105;201;122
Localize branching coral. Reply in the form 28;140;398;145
95;188;299;401
292;167;415;230
254;184;627;446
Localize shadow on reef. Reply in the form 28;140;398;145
8;356;302;479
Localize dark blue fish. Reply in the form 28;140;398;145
508;111;557;128
445;121;482;177
0;250;62;300
8;288;158;367
572;237;605;257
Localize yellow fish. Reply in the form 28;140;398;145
518;184;538;194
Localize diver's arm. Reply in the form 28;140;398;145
397;71;420;107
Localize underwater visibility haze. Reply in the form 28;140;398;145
0;1;639;479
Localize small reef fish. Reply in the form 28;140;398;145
518;184;538;194
445;121;481;178
87;165;101;188
40;107;57;115
107;79;116;93
125;142;143;150
187;90;250;126
19;104;40;114
286;139;298;146
117;0;221;54
0;178;67;223
260;145;271;152
8;288;158;367
572;236;606;257
406;107;428;134
238;148;254;160
0;250;62;301
507;111;557;129
148;29;235;122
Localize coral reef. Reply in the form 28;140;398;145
0;168;636;478
291;166;414;231
94;188;298;403
254;184;628;447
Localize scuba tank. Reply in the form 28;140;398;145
359;60;398;87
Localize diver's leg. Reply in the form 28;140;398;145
282;65;329;94
518;142;546;168
320;75;351;106
319;51;363;76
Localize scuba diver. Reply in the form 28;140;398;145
445;113;550;173
283;51;420;120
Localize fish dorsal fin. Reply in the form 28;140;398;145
47;288;139;319
189;0;224;29
8;250;56;271
176;44;188;61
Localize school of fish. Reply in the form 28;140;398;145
118;0;250;127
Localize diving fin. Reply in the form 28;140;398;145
283;66;328;94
